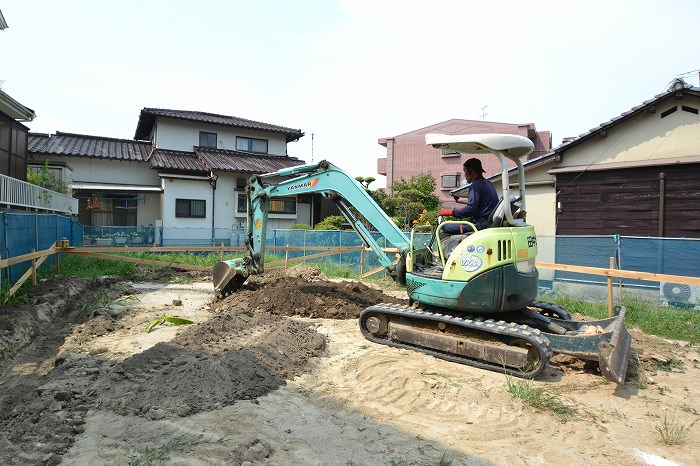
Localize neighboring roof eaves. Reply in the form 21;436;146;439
486;152;559;184
195;147;305;173
0;88;36;121
28;132;152;161
552;85;700;155
134;108;305;143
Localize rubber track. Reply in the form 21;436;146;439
359;303;553;379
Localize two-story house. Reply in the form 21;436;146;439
28;108;309;245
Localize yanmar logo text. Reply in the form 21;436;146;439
287;178;320;190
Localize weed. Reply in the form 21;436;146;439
655;407;699;445
390;451;452;466
128;434;228;465
505;375;576;421
651;356;685;373
145;315;196;333
627;359;647;389
0;284;30;306
418;369;461;387
166;274;192;285
0;339;20;360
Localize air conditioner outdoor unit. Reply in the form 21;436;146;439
659;282;700;309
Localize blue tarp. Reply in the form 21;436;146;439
1;212;83;284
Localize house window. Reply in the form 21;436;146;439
236;137;268;154
176;199;206;218
237;194;247;213
27;163;70;192
236;195;295;214
270;197;296;214
441;174;461;189
236;177;247;189
199;131;217;148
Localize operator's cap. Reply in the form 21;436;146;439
464;158;485;174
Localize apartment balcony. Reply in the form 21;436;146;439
0;173;78;214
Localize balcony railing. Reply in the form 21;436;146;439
0;173;78;214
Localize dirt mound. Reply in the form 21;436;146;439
95;311;326;418
213;265;408;319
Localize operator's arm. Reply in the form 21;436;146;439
451;183;481;218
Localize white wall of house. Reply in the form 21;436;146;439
161;177;212;244
557;96;700;169
137;192;162;226
214;172;240;230
42;157;160;186
154;119;289;155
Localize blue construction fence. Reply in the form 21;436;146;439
538;235;700;307
1;212;84;285
6;220;700;307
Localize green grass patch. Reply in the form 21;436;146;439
539;293;700;344
505;375;576;421
46;254;139;279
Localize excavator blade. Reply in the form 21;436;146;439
545;305;632;384
597;306;632;384
213;260;248;297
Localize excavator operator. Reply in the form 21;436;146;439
439;158;499;233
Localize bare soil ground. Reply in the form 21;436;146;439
0;265;698;465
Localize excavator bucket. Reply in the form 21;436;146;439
213;259;249;298
546;306;632;384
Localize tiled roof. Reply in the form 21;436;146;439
134;108;305;142
28;132;152;161
149;149;209;173
552;82;700;155
195;147;305;173
28;132;306;175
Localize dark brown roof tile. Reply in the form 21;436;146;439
28;132;151;161
134;108;304;142
195;147;305;173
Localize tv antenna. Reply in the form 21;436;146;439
311;133;314;162
478;105;488;120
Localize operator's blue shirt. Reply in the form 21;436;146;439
452;177;499;220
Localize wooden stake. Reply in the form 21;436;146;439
360;248;365;276
152;242;157;272
608;256;614;317
32;248;37;286
221;242;225;261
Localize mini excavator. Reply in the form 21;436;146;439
213;133;631;383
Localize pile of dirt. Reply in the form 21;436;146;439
94;311;326;418
213;264;408;319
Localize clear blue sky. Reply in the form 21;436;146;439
3;0;699;187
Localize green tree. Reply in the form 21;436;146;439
381;173;440;229
314;215;345;230
355;176;376;189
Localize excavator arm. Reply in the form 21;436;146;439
214;160;411;297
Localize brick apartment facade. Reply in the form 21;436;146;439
377;119;551;206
